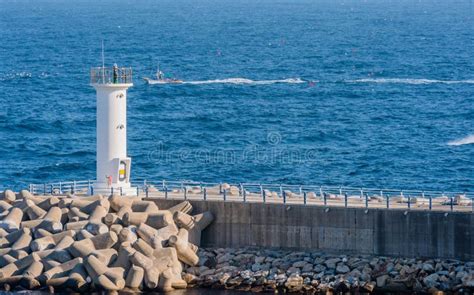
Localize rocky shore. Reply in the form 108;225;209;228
183;248;474;294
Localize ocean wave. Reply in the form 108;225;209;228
0;71;54;82
448;134;474;146
346;78;474;85
149;77;306;85
0;72;32;81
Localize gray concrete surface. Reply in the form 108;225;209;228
151;198;474;260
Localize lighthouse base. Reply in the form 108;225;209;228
93;182;138;196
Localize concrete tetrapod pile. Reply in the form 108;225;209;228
0;189;213;292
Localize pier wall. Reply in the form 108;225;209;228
152;199;474;260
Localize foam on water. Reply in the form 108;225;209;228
346;78;474;85
0;71;33;81
448;135;474;146
183;78;306;85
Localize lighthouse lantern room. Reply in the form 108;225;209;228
90;65;136;195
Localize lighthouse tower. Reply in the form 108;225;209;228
90;65;136;195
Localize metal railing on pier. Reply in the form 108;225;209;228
27;179;474;213
29;180;93;196
90;67;133;84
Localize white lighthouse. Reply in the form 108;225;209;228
90;65;136;195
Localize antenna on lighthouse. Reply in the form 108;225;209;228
101;40;105;83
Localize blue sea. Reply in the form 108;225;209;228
0;0;473;193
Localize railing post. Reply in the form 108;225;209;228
203;188;207;201
219;183;222;194
164;186;168;199
145;186;149;198
303;191;307;205
88;180;91;195
319;186;323;199
200;182;203;193
262;188;266;203
365;193;368;209
260;184;263;200
91;186;94;196
28;184;32;193
429;195;432;210
59;182;62;194
471;197;474;213
120;187;123;196
162;180;165;190
279;185;283;198
43;183;46;194
386;194;390;209
323;192;327;206
407;194;411;210
239;183;244;197
344;193;348;208
243;187;247;203
181;182;186;200
223;188;227;201
111;187;114;196
299;186;303;195
50;184;53;195
136;187;139;196
282;190;286;204
450;197;454;212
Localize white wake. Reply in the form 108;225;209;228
448;134;474;146
184;77;306;85
346;78;474;85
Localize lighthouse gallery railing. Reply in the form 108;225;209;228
90;67;133;84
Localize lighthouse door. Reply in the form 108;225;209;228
118;161;127;182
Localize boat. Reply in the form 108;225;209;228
143;66;183;84
143;77;183;84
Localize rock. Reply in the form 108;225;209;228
423;262;435;273
285;274;303;291
183;273;197;284
255;256;265;264
202;256;217;268
302;263;313;272
217;253;233;264
313;264;326;273
423;273;440;288
361;281;376;292
292;260;307;268
325;258;341;269
336;264;350;274
251;264;261;272
217;272;230;285
376;274;389;287
200;269;216;276
461;273;474;287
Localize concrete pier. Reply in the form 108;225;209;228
151;199;474;261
